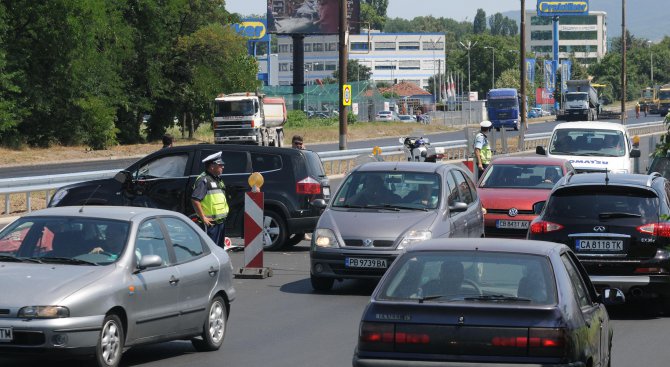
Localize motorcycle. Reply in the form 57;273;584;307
400;137;444;163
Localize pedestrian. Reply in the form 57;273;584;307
292;135;305;149
191;152;229;247
161;133;174;149
474;120;493;175
635;102;641;119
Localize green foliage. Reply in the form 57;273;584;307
473;9;487;34
286;110;336;128
332;59;373;82
488;13;517;37
361;0;388;31
347;111;357;124
382;91;399;99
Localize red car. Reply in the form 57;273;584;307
477;156;574;238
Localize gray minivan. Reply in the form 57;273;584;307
309;162;485;291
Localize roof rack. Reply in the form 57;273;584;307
561;170;577;186
647;172;662;187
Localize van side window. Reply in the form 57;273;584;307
251;153;283;172
199;150;250;174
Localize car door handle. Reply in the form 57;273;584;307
169;275;180;285
208;266;219;277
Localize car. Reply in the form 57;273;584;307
647;154;670;179
375;110;399;121
48;144;330;250
398;114;414;122
477;156;574;238
536;121;641;174
0;206;236;367
528;172;670;308
352;238;624;367
529;107;551;118
309;162;485;291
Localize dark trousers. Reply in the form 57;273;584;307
205;222;226;248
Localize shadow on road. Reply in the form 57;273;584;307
280;277;378;296
606;301;670;320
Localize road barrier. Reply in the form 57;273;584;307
235;191;272;279
0;121;665;216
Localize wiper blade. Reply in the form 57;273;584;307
417;295;444;303
385;205;429;211
361;204;400;211
599;212;642;219
464;294;531;302
39;257;99;266
0;254;23;262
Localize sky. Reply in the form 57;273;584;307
225;0;530;21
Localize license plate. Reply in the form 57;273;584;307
345;258;387;269
0;327;12;342
496;220;529;229
576;239;624;251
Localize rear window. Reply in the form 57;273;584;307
377;251;557;305
303;151;326;177
544;186;659;223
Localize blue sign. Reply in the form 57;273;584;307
544;60;555;93
231;19;269;42
537;1;589;17
526;58;536;87
560;60;572;93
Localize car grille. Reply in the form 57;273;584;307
486;209;535;215
344;239;395;248
0;309;9;316
485;228;528;238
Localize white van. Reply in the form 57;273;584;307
536;121;641;173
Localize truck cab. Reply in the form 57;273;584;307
486;88;520;131
213;92;286;146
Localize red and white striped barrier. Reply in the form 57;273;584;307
235;191;272;278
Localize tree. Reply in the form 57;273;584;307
361;0;388;31
489;13;505;36
473;9;487;34
332;59;372;82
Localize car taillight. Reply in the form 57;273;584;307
296;177;322;195
530;221;564;234
492;328;566;357
358;322;430;352
637;223;670;238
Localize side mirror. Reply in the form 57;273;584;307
536;146;547;156
599;288;625;306
137;255;163;271
311;199;327;209
114;170;132;184
398;137;404;143
448;202;468;213
630;149;641;158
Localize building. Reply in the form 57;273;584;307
525;10;607;66
276;31;446;90
257;53;279;86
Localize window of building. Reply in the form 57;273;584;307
560;15;598;25
279;44;290;53
559;45;597;53
313;43;324;52
531;30;553;41
313;63;324;71
279;63;289;71
422;41;444;50
559;31;598;40
350;42;370;51
304;43;312;52
327;42;338;51
279;81;291;86
530;16;552;26
399;42;420;50
375;61;396;70
531;45;553;53
375;42;396;51
325;62;337;71
399;60;421;70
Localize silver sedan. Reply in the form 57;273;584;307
0;206;236;367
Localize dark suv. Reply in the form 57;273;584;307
48;144;330;250
528;172;670;307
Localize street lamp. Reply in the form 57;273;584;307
647;40;654;87
484;46;495;90
459;40;477;124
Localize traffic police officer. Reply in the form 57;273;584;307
474;120;493;175
191;152;229;247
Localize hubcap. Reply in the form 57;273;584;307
208;301;225;344
262;216;280;247
100;319;121;365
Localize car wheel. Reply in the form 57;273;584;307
284;233;306;247
96;314;124;367
311;275;334;291
192;295;227;352
277;130;284;147
262;209;288;250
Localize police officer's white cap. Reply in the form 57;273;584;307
202;151;224;165
480;120;492;128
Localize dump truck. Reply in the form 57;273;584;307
212;92;287;146
564;79;599;121
659;84;670;117
639;86;659;114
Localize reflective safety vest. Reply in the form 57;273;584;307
194;173;229;222
474;132;492;165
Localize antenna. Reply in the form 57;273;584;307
80;184;101;213
605;169;609;185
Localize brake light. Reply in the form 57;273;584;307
530;221;564;234
395;332;430;345
296;177;322;195
492;336;528;347
634;267;668;274
637;223;670;238
528;328;567;358
358;322;430;352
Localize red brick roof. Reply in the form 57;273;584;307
378;81;432;97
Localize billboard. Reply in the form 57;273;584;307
268;0;360;34
536;88;556;105
544;60;555;94
231;19;270;42
537;1;589;17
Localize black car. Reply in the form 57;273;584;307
528;171;670;307
48;144;330;250
353;238;623;366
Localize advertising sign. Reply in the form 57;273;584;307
537;0;589;17
268;0;360;35
232;19;270;42
536;88;556;105
526;58;536;87
544;60;555;94
343;84;352;106
560;60;572;93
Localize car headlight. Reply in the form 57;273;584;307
49;188;69;207
397;230;432;250
18;306;70;319
313;228;341;249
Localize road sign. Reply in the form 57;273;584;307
343;84;351;106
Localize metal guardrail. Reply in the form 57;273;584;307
1;121;665;215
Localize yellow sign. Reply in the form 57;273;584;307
343;84;352;106
372;146;382;156
248;172;264;191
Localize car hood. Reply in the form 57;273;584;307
319;208;438;239
0;263;114;305
478;188;550;210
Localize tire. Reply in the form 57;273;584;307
96;314;124;367
311;275;334;291
284;233;306;247
276;130;285;147
262;209;288;250
192;296;227;352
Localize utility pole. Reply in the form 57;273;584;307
459;40;477;125
484;46;495;90
520;0;527;139
621;0;627;125
338;0;348;149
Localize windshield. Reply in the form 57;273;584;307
488;98;518;109
660;91;670;100
333;171;441;210
214;99;256;117
0;217;130;265
549;128;626;157
377;251;557;305
642;89;654;99
480;164;563;189
566;93;587;102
